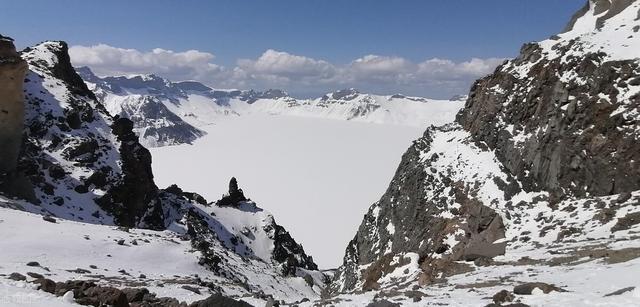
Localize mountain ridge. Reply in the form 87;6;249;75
0;36;325;306
328;1;640;305
78;66;464;147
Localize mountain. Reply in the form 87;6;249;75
2;0;639;306
328;1;640;305
79;68;463;147
0;37;323;306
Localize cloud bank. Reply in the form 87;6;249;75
70;44;505;98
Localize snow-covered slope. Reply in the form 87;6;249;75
0;195;322;306
547;0;640;61
79;68;463;147
0;38;324;306
247;89;461;127
326;0;640;305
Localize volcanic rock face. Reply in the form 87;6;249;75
0;35;27;172
17;41;164;228
0;35;32;199
1;38;324;303
96;116;165;229
457;0;640;197
332;0;640;296
331;125;509;292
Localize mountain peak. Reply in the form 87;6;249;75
322;88;361;101
547;0;640;61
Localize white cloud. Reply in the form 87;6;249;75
69;44;223;81
350;55;412;75
237;49;335;78
417;57;505;80
69;43;505;98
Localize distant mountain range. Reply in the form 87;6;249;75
78;67;464;147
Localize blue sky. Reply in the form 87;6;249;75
1;0;585;98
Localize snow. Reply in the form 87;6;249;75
539;0;640;62
247;94;462;128
0;280;79;307
85;70;464;148
150;114;426;269
0;203;320;304
385;222;395;235
312;125;640;306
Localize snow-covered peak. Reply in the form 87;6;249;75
321;88;361;101
78;70;464;147
540;0;640;61
21;41;65;66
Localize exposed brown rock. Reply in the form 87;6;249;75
0;34;34;201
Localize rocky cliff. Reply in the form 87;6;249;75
0;38;324;304
0;35;32;200
17;41;165;229
457;0;640;197
331;0;640;299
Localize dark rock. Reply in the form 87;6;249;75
611;212;640;232
216;177;247;207
96;117;165;230
513;282;565;295
52;197;64;206
456;35;640;197
74;185;89;194
366;300;401;307
332;126;506;292
189;293;253;307
54;280;97;296
617;192;633;203
164;184;208;205
604;286;635;297
26;261;40;267
33;278;57;294
121;287;150;302
81;286;129;307
492;289;514;304
47;164;66;179
8;272;26;281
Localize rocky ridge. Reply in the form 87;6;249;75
0;36;323;306
79;68;462;147
328;1;640;305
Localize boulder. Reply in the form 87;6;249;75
513;282;565;295
493;289;514;304
8;272;26;281
33;278;57;294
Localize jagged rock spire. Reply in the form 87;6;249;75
217;177;247;207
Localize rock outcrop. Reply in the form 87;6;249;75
332;0;640;296
0;34;33;200
1;37;323;303
209;178;318;275
457;0;640;198
15;41;165;229
331;125;508;292
216;177;247;207
95;116;165;229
